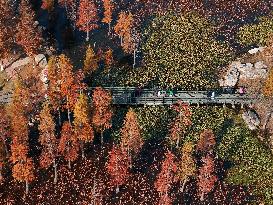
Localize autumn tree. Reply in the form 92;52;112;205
114;11;133;47
106;145;130;193
102;0;114;35
41;0;55;11
76;0;99;41
58;121;79;169
92;87;113;144
154;150;177;205
197;155;218;201
73;93;94;158
196;129;216;154
104;48;114;73
0;105;10;181
120;108;143;168
16;0;42;57
8;79;34;194
177;141;196;193
83;45;99;74
47;56;62;125
168;100;192;148
38;102;58;183
0;1;15;70
263;67;273;97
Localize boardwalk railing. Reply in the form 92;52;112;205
0;87;257;106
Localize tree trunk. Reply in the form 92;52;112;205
58;107;61;126
68;159;71;169
200;192;204;201
263;110;272;130
176;136;180;148
81;141;85;158
116;185;120;193
86;30;90;42
133;49;136;68
25;180;29;194
66;96;71;124
180;178;187;193
120;36;123;46
108;22;111;36
0;60;3;71
101;132;104;144
53;159;58;184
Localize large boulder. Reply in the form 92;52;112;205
242;110;260;130
219;64;240;87
35;54;47;68
230;61;268;80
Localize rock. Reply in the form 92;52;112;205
219;65;240;87
228;61;268;80
254;61;268;69
242;110;260;130
248;47;266;54
35;54;47;68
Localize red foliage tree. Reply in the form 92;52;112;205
0;1;15;68
92;87;113;144
120;108;143;168
41;0;54;11
154;150;178;205
38;102;58;183
197;155;218;201
16;0;42;57
58;121;79;169
106;145;130;193
76;0;99;41
8;79;34;194
59;0;78;30
169;100;192;148
102;0;114;35
196;129;216;154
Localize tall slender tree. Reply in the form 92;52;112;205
16;0;42;57
92;87;113;144
58;121;79;169
120;108;143;168
168;100;192;148
59;0;78;30
114;12;133;47
197;155;218;201
76;0;99;41
154;150;177;205
0;1;15;70
106;145;130;193
8;79;34;194
177;141;196;193
83;45;99;74
102;0;114;35
73;93;94;158
196;129;216;154
38;102;58;183
104;48;114;73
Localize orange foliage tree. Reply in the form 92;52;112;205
47;56;62;125
168;100;192;148
176;141;196;193
154;150;178;205
0;1;15;68
41;0;54;11
0;105;10;181
59;0;78;30
83;45;99;74
104;48;114;73
92;87;113;144
196;129;216;154
102;0;114;35
114;11;133;47
8;79;34;194
120;108;143;168
263;67;273;97
58;121;79;169
73;93;94;158
106;145;130;193
76;0;99;41
16;0;42;57
197;155;218;201
38;102;58;183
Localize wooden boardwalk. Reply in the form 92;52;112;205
0;87;257;106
